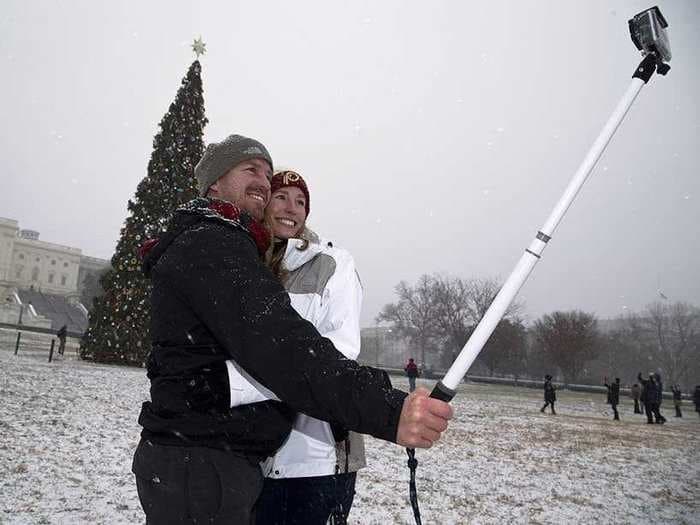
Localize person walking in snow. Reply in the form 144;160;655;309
405;358;420;392
131;134;453;524
631;383;642;414
56;324;67;356
671;384;683;418
641;378;653;420
604;377;621;421
638;372;665;424
693;385;700;419
540;374;556;415
652;372;667;424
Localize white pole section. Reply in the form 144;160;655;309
440;77;646;392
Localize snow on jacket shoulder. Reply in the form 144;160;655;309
226;235;367;477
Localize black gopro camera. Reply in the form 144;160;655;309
628;6;671;62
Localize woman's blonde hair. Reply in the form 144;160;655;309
264;224;317;281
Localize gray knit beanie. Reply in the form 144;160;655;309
194;134;273;196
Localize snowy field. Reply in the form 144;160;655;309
1;348;698;525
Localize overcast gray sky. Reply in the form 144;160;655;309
1;1;698;327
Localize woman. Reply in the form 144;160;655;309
225;169;366;524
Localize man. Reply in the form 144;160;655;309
540;374;556;415
604;377;621;421
131;134;453;524
405;357;420;392
638;372;665;424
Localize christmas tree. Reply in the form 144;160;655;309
81;42;208;365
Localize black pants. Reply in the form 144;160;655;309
674;401;682;417
132;439;264;524
633;399;641;414
647;403;666;424
644;402;654;423
611;403;620;420
541;401;555;414
254;472;357;525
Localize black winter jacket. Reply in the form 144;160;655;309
638;373;660;405
138;199;407;454
544;379;556;402
604;381;620;405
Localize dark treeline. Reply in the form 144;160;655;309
374;274;700;391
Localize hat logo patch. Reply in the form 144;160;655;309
282;171;301;184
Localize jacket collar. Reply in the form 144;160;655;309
140;197;271;275
282;230;328;272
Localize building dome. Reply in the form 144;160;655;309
19;229;40;240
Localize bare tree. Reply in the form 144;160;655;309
378;273;524;370
532;310;601;384
466;277;522;321
376;275;439;367
432;275;472;363
591;328;643;383
432;275;523;361
479;319;528;377
633;301;700;387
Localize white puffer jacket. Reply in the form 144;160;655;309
225;234;366;478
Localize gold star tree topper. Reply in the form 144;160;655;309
192;37;206;58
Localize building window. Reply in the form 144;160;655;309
48;274;55;284
18;253;24;260
61;275;67;286
64;262;69;268
51;260;56;265
35;257;40;262
15;266;23;279
31;267;39;281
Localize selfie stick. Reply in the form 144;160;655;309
429;6;670;401
407;7;671;524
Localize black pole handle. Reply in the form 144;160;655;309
429;381;457;402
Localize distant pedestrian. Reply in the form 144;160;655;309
640;380;649;418
631;383;642;414
604;377;621;421
56;324;67;355
671;385;683;418
540;374;556;415
638;372;656;424
693;386;700;418
653;372;667;424
404;358;419;392
638;372;665;424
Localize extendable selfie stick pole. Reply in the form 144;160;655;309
430;55;667;402
407;7;671;524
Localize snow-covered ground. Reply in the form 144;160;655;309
1;349;698;524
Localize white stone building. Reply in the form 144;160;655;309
0;217;110;331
